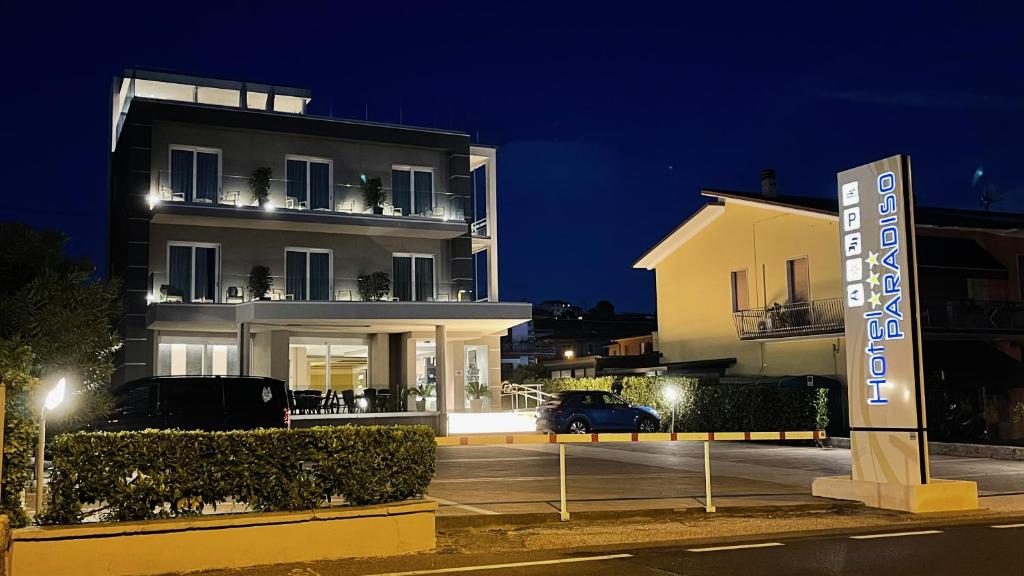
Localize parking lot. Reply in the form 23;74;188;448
428;441;1024;515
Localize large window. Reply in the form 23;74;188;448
391;166;434;216
285;248;332;301
289;338;369;393
731;269;749;312
286;156;332;210
170;145;221;203
787;257;810;303
157;336;238;376
392;254;435;301
167;243;219;302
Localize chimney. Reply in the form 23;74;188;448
760;169;777;198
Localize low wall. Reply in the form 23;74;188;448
827;437;1024;461
9;500;435;576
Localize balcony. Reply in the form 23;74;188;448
500;340;558;357
921;299;1024;334
149;172;468;239
733;298;844;341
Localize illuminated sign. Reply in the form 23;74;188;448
837;155;929;486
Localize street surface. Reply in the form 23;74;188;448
428;441;1024;515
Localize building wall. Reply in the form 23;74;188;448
654;202;845;377
149;224;452;301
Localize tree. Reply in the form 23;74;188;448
0;223;122;429
0;340;41;527
508;362;548;384
588;300;616;319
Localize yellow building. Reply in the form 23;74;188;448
635;188;847;383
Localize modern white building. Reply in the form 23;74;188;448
108;69;529;433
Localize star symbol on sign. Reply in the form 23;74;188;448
865;251;879;267
867;272;880;287
868;291;882;308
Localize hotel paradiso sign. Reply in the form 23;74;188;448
837;155;930;486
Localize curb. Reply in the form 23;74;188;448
826;437;1024;461
436;502;863;530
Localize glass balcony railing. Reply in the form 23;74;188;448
151;171;466;222
733;298;844;340
921;299;1024;333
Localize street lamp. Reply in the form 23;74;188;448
663;385;679;432
35;377;65;517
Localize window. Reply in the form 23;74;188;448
391;166;434;216
170;145;221;203
392;254;435;301
787;257;810;303
601;393;628;406
157;337;238;376
731;269;749;312
286;156;332;211
285;249;332;301
167;243;219;302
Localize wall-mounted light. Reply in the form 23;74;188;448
563;349;575;360
145;293;157;305
147;194;160;210
264;201;276;212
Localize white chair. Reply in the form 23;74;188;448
430;206;445;219
336;200;356;213
285;196;308;210
392;207;403;216
219;190;240;206
335;290;353;301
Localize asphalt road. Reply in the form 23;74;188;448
428;442;1024;515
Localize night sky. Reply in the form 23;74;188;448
2;2;1022;313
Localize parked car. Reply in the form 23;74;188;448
101;376;291;431
535;391;660;434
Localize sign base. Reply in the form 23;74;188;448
812;476;978;513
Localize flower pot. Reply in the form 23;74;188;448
415;398;426;412
372;205;384;215
469;398;484;412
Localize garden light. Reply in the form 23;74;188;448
37;376;67;517
45;377;66;411
663;385;679;403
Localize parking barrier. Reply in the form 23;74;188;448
436;430;826;521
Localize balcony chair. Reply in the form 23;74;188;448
364;388;378;412
219;190;241;206
435;292;450;302
335;290;353;301
159;284;184;303
430;206;445;219
392;207;403;216
320;390;341;414
225;286;245;303
377;389;392;412
285;196;308;210
336;200;356;213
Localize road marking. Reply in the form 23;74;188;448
850;530;942;540
357;554;633;575
992;523;1024;529
425;496;499;516
688;542;784;553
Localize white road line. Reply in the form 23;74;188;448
688;542;785;553
992;523;1024;529
850;530;943;540
357;554;634;575
425;496;499;516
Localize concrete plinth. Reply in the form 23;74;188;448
812;476;978;513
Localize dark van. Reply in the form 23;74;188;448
103;376;291;431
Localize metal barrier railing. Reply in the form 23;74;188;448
436;430;826;521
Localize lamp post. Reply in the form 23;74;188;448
35;377;65;517
663;385;679;432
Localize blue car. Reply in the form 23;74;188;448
536;391;660;434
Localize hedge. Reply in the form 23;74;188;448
0;341;41;527
539;376;827;432
39;425;436;525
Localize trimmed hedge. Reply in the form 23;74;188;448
39;425;436;525
539;376;827;432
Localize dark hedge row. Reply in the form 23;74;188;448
40;425;436;525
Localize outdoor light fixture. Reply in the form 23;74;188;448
145;293;157;305
663;385;679;432
147;193;160;210
563;350;575;360
264;200;276;212
36;377;67;517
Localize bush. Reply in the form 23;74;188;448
39;425;436;525
0;341;41;527
540;376;827;432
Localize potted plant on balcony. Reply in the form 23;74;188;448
357;271;390;301
362;176;386;214
411;382;435;412
248;265;273;300
249;167;273;207
465;380;490;412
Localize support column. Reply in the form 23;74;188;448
269;331;289;384
435;325;447;416
402;333;416;410
237;322;251;376
370;333;390;390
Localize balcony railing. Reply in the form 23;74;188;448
501;341;558;356
152;172;466;221
921;299;1024;333
733;298;845;340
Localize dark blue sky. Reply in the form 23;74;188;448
2;2;1022;312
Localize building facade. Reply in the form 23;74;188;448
109;70;529;428
635;180;1024;441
